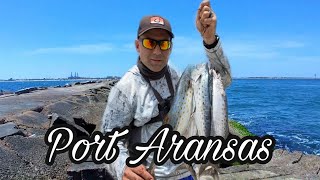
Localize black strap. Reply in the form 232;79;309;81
141;70;174;107
128;70;175;156
140;69;174;123
165;70;175;97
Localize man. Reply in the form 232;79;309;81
101;1;231;179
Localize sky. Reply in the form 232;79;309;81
0;0;319;79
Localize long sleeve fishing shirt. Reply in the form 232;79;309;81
101;39;231;180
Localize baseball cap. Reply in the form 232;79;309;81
137;15;174;38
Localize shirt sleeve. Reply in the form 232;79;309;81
101;86;133;180
204;38;232;88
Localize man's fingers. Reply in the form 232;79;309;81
197;1;211;18
201;10;213;20
202;18;216;25
199;0;211;10
131;165;154;180
200;6;211;18
123;169;144;180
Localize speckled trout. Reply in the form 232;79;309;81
209;68;229;139
148;63;230;180
148;65;195;176
190;63;229;180
165;65;195;132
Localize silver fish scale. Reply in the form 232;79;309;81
192;63;212;137
168;65;194;134
210;69;229;138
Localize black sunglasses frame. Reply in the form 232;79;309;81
140;38;172;50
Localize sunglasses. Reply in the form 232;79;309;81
141;38;171;50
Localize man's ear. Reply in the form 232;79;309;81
135;39;140;53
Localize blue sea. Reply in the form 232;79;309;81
0;79;319;155
0;80;87;92
227;79;320;155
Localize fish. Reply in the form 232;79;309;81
210;68;229;139
189;63;228;180
148;65;195;177
192;63;212;137
148;63;230;180
165;65;195;133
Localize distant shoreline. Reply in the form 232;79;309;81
0;77;120;82
234;77;319;80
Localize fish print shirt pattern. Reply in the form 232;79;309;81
101;40;231;180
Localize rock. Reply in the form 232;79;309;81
0;122;26;139
64;83;72;87
50;113;90;137
80;81;96;85
6;111;50;130
73;116;96;135
41;101;76;119
73;82;81;86
220;169;280;180
2;136;69;179
15;87;38;95
89;89;98;94
0;140;35;179
30;106;44;113
0;118;5;124
0;90;14;96
37;87;48;90
220;149;320;179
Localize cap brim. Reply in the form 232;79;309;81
138;27;174;38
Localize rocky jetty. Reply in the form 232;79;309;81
0;79;319;179
0;80;115;179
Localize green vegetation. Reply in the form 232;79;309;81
228;119;254;166
229;119;255;137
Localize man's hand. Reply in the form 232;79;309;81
196;0;217;45
123;165;154;180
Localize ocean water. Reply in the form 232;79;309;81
0;80;87;92
227;79;320;155
0;79;319;155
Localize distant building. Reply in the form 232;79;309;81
68;72;80;79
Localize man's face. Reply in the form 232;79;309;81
135;28;172;72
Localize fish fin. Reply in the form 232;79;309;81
147;161;156;178
185;163;198;180
198;164;206;176
211;69;218;79
199;166;220;180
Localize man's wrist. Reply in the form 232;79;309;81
203;35;219;49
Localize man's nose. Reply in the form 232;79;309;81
153;44;162;55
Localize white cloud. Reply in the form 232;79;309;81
224;43;279;59
121;43;136;52
272;41;305;49
223;38;307;60
28;43;114;55
172;36;204;55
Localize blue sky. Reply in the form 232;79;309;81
0;0;319;79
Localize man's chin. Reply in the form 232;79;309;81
150;65;165;72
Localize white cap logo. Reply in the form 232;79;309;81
150;17;164;25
